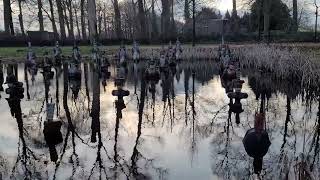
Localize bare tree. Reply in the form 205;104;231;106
74;2;81;39
66;0;75;39
56;0;67;40
293;0;298;31
37;0;45;31
80;0;87;39
3;0;15;35
161;0;171;40
137;0;146;39
113;0;123;39
263;0;270;42
88;0;97;42
48;0;58;38
17;0;25;35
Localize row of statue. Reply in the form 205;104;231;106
219;43;271;176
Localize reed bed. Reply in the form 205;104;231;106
234;45;320;91
109;47;219;60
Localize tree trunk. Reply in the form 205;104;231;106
184;0;190;22
88;0;97;42
257;0;263;41
231;0;239;32
80;0;87;40
263;0;270;42
192;0;195;46
151;0;158;38
3;0;11;34
170;0;176;38
113;0;122;39
56;0;67;40
63;1;71;38
232;0;236;15
67;0;74;39
48;0;58;39
131;0;137;39
74;5;81;39
293;0;298;32
3;0;14;35
161;0;170;40
137;0;146;40
103;5;107;38
97;7;102;36
18;0;25;36
37;0;44;31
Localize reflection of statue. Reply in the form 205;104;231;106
68;63;81;99
5;74;24;100
118;45;127;66
227;80;248;124
132;41;140;62
53;41;62;65
92;40;101;64
114;65;127;87
100;59;110;91
72;42;81;63
26;42;36;67
145;53;160;81
243;113;271;175
175;39;182;60
167;41;176;66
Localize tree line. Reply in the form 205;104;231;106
1;0;307;43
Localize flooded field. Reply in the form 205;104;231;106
0;60;319;179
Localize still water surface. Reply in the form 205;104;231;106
0;60;319;180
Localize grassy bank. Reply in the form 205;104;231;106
0;43;319;59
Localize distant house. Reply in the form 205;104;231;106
184;8;231;37
27;31;56;42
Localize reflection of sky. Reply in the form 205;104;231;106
0;62;319;179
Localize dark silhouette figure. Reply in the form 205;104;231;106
43;121;63;162
68;63;81;100
100;58;110;91
5;71;38;179
227;80;248;124
243;113;271;175
41;65;54;103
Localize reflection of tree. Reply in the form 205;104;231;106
55;67;61;116
184;68;191;125
5;69;41;178
161;71;175;131
309;99;320;171
88;64;111;180
84;63;91;111
280;96;291;149
24;65;31;100
129;75;168;179
9;97;40;179
53;63;84;179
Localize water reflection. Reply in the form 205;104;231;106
0;60;319;179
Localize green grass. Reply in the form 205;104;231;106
0;45;162;58
0;46;95;58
